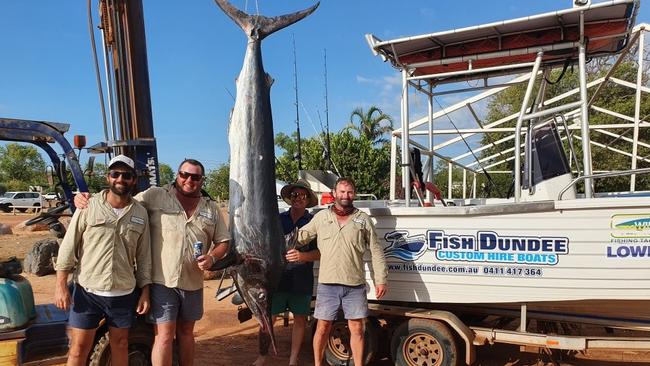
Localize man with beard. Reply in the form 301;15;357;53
55;155;151;366
294;177;388;366
75;158;230;366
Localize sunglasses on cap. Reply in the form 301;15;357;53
108;170;135;181
290;192;307;200
178;171;203;182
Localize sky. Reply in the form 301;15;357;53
1;0;648;172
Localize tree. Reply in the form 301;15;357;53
275;131;392;199
0;143;47;186
204;164;229;201
85;162;107;193
159;163;175;186
344;106;394;145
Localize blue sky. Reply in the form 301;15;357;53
1;0;647;172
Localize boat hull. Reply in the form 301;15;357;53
316;196;650;325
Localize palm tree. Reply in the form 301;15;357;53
344;106;394;145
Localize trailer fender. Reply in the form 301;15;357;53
368;304;475;365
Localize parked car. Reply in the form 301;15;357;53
42;192;58;201
0;192;43;212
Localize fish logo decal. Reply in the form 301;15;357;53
615;217;650;231
383;231;427;261
611;214;650;238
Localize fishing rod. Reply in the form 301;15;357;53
432;96;505;197
292;33;302;171
323;48;334;171
301;103;341;177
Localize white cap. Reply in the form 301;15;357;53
108;154;135;170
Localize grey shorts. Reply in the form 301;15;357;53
313;283;368;320
147;284;203;324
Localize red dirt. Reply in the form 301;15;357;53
2;213;649;365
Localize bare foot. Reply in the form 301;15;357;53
252;355;268;366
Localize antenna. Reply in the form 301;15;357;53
292;34;302;172
323;49;332;170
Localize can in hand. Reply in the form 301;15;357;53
192;241;204;260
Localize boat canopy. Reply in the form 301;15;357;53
367;0;638;84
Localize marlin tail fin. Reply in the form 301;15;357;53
214;0;319;40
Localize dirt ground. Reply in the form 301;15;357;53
1;212;649;366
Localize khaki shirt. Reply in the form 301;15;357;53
55;190;151;292
297;208;387;286
136;184;230;291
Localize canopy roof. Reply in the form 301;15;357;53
367;0;638;83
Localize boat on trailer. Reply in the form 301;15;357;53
311;0;650;364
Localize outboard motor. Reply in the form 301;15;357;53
521;122;577;201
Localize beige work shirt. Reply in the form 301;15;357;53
55;190;151;292
297;208;387;287
136;184;230;291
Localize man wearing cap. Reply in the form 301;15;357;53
254;179;320;366
74;158;230;366
295;177;387;366
55;155;151;366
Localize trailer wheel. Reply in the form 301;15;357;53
391;319;458;366
324;317;380;365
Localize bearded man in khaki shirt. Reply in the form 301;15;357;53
76;158;230;366
55;155;151;366
296;177;387;366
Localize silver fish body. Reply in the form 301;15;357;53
214;0;319;354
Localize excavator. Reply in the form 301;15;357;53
0;1;161;364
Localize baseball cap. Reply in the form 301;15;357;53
108;154;135;171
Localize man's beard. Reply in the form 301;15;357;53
110;183;132;197
336;198;353;208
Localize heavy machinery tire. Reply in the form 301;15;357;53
390;318;459;366
88;318;178;366
324;317;380;366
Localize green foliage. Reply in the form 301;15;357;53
159;163;175;186
85;163;107;193
472;59;650;196
344;106;394;145
275;130;391;199
0;143;47;186
204;164;229;201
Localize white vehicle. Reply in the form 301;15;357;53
42;192;59;201
317;1;650;365
0;192;43;212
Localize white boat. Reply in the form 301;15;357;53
313;0;650;331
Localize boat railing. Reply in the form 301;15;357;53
557;167;650;200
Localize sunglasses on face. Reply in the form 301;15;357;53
108;171;135;180
178;171;203;182
290;192;307;200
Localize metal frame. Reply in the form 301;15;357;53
371;19;649;205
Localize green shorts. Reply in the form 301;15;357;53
271;291;311;316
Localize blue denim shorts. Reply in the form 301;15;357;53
147;284;203;324
68;283;137;329
313;283;368;320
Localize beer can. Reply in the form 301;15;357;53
193;241;203;260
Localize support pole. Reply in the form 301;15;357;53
401;69;411;206
448;162;453;199
390;134;397;200
631;28;645;190
427;84;434;202
578;10;593;197
514;52;543;202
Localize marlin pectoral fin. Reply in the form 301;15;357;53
214;0;319;40
210;251;242;271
